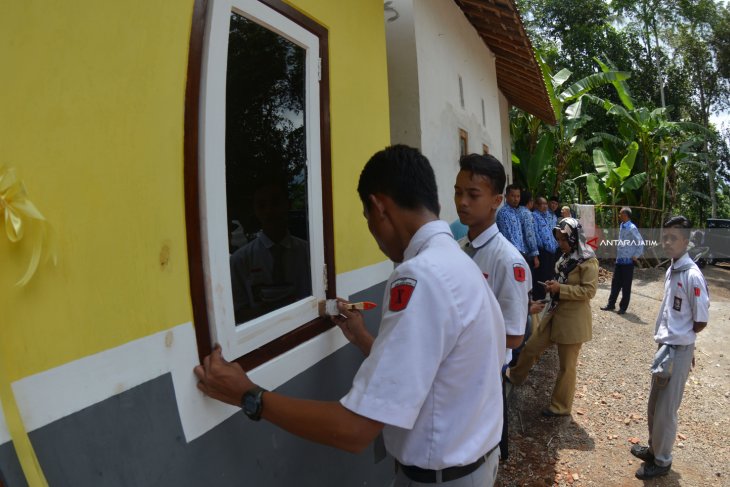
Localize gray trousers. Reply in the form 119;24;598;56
647;343;694;467
391;448;499;486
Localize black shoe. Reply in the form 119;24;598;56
635;460;671;480
630;444;654;462
541;408;569;417
600;305;615;311
617;309;627;315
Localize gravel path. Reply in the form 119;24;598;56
497;263;730;486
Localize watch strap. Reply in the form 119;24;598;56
241;386;266;421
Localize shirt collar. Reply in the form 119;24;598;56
671;252;693;271
469;223;499;249
403;220;451;261
257;231;293;249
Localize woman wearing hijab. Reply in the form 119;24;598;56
506;218;598;416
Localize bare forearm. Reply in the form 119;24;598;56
693;322;707;333
261;393;383;453
356;334;375;356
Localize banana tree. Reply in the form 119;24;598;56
511;54;633;196
580;142;647;213
583;58;710;226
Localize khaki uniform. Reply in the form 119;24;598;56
509;258;598;414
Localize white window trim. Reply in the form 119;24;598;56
199;0;324;359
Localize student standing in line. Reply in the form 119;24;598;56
549;195;561;219
195;145;506;486
518;190;540;279
532;196;558;300
497;185;538;271
630;216;710;480
453;153;541;460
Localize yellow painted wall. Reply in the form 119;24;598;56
0;0;195;381
288;0;391;273
0;0;389;381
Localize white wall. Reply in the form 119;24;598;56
385;0;421;149
413;0;505;223
499;92;513;184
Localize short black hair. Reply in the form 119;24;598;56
458;153;506;194
620;207;632;217
663;215;692;238
505;183;521;195
549;195;560;203
358;145;440;216
519;189;533;206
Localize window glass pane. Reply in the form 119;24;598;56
226;12;312;325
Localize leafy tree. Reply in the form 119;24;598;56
513;0;730;225
511;56;632;200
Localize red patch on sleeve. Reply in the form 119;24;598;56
389;278;417;312
513;264;526;282
695;287;701;297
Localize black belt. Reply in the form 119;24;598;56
396;444;498;483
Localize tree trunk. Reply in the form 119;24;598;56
651;19;665;108
696;67;718;219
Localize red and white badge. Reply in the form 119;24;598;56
513;264;526;282
390;277;417;312
694;287;701;297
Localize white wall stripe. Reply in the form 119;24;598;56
5;264;391;445
336;259;392;299
12;322;238;443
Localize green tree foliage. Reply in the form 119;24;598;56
511;56;632;200
512;0;730;222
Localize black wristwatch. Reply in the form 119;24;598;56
241;386;266;421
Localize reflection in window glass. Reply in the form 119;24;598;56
226;12;312;325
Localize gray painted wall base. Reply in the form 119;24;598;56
0;441;28;487
9;282;391;487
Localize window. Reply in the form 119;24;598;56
185;0;335;367
459;128;468;156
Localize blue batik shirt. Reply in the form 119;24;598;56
450;219;468;241
496;205;526;254
518;206;539;257
533;209;558;253
616;220;644;264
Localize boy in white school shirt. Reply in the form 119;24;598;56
454;153;544;460
196;145;506;486
631;215;710;480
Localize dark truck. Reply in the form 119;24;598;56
704;218;730;265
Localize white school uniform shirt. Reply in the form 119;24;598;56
340;220;505;469
654;252;710;346
460;223;530;365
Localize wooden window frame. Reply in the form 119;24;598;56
184;0;335;369
458;128;468;157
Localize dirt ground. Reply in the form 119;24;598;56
497;262;730;487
